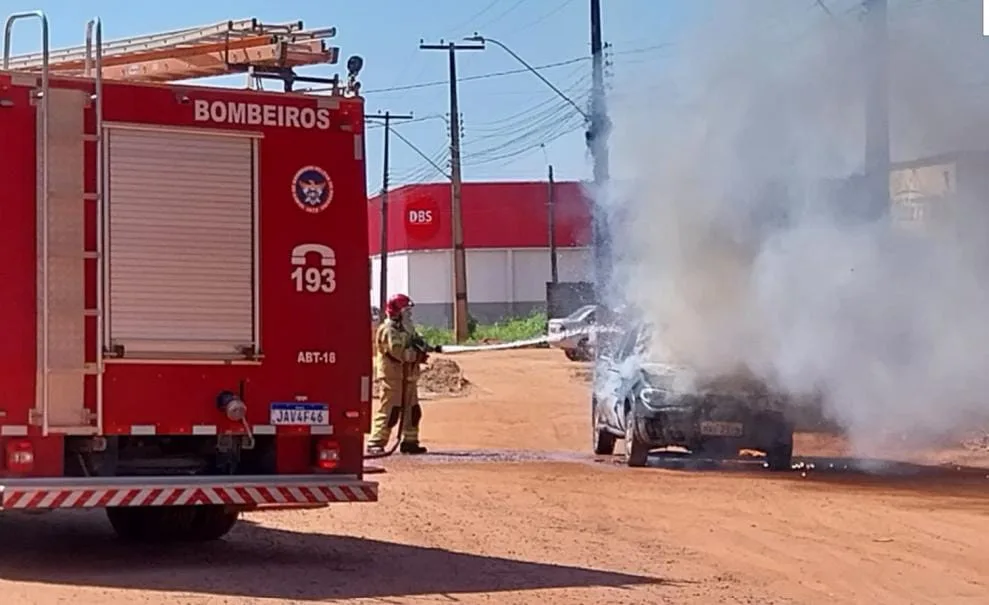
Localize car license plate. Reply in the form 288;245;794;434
699;421;744;437
269;402;329;426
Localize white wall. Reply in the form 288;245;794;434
369;252;410;308
510;249;549;302
468;249;510;303
556;248;592;282
406;250;452;304
401;247;591;305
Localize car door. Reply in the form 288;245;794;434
612;328;648;432
594;325;642;431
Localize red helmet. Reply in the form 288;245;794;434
385;293;414;318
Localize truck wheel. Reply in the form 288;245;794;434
106;506;196;542
564;348;580;361
592;399;617;455
187;506;240;541
624;407;650;468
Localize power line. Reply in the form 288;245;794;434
442;0;503;38
464;98;587;152
356;44;672;95
376;141;449;191
463;70;590;135
360;57;587;95
391;129;451;181
465;123;585;170
514;0;578;35
367;113;447;130
384;67;589;182
464;101;585;157
473;0;528;31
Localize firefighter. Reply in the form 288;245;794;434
367;293;430;455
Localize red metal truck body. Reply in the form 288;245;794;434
0;64;377;516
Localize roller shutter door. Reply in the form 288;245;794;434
106;127;257;358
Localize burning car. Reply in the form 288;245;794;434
591;322;794;469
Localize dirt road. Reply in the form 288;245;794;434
2;349;988;604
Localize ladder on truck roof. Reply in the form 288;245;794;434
1;10;363;437
3;13;350;91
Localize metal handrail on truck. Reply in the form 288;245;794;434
3;11;53;435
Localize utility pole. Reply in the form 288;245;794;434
588;0;612;295
366;111;414;316
419;39;484;343
547;164;558;284
863;0;889;220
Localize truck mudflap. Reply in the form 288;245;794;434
0;474;378;510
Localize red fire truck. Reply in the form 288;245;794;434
0;11;377;541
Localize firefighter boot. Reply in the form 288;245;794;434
399;441;428;455
367;382;403;454
399;401;426;454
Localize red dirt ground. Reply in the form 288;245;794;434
1;349;988;604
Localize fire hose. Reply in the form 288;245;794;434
438;325;616;354
364;336;439;460
363;364;410;460
363;326;608;460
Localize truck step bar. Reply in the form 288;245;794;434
0;474;377;510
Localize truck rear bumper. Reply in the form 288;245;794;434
0;474;377;510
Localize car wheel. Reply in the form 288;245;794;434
624;405;649;467
574;339;592;361
564;348;580;361
592;397;617;455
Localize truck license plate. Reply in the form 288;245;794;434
269;402;329;426
699;421;744;437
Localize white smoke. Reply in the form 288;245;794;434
603;0;989;452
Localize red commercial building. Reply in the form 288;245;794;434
368;181;593;327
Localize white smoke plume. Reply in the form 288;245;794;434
603;0;989;452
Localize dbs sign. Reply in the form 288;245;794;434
404;195;441;241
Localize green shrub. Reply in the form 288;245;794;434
416;310;548;346
472;310;546;343
416;324;455;346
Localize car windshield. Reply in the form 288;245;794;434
565;305;595;321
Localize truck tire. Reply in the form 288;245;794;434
106;506;196;542
624;407;650;468
592;399;617;455
187;506;240;541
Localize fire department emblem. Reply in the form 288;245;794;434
292;165;334;214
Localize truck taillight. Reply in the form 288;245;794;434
315;439;340;470
5;439;34;473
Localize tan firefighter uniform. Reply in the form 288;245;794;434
367;316;426;451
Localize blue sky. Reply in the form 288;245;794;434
6;0;707;193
